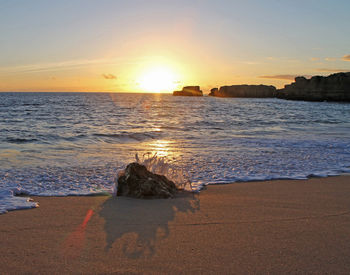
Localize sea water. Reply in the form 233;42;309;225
1;92;350;213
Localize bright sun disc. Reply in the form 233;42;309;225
138;67;179;93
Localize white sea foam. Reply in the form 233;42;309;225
0;188;38;214
1;93;350;213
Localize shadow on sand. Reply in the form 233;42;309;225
98;192;200;259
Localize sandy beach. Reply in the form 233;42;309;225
1;176;350;274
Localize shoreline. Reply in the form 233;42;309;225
1;175;350;274
7;172;350;214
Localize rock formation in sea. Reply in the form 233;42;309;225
277;72;350;102
173;86;203;96
116;162;177;199
208;85;276;98
210;87;218;95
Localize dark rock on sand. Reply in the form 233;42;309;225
173;86;203;96
209;85;276;98
277;72;350;102
117;162;177;199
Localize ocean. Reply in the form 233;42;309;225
1;92;350;213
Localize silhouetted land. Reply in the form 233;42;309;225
277;72;350;102
179;72;350;102
173;86;203;96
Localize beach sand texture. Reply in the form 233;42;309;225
1;176;350;274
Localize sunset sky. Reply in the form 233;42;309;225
0;0;349;93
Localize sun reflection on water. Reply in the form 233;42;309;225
147;139;172;157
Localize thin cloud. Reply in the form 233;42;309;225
325;57;337;61
316;68;349;72
342;55;350;61
259;75;300;81
240;61;260;65
266;56;278;60
310;57;319;62
0;59;110;74
0;56;152;75
102;73;117;80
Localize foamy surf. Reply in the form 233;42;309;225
1;93;350;213
0;188;38;214
1;164;350;214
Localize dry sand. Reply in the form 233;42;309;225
1;176;350;274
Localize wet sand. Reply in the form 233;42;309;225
1;176;350;274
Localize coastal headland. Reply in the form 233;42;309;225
277;72;350;102
173;86;203;96
1;176;350;274
208;84;276;98
174;72;350;102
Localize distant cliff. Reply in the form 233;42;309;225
277;72;350;102
173;86;203;96
209;85;276;98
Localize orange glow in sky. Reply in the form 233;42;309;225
137;65;180;93
1;1;349;93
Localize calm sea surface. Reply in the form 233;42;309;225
1;92;350;213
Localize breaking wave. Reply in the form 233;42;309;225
1;92;350;213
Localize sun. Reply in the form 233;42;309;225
137;66;180;93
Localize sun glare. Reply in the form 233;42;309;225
138;66;179;93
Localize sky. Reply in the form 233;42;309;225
0;0;350;93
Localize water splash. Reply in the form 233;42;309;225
135;153;193;191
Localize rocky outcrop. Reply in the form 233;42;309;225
209;85;276;98
277;72;350;102
173;86;203;96
209;87;218;95
116;162;177;199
